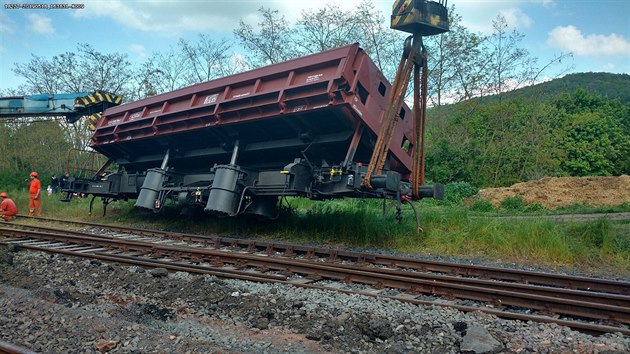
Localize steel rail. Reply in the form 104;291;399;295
11;217;630;295
0;342;38;354
2;226;629;327
4;223;629;306
1;227;629;336
292;283;630;337
2;233;285;283
16;243;285;283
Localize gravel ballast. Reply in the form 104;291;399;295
0;246;628;353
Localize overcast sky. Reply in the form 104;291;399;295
1;0;629;92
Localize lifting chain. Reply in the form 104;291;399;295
411;45;428;198
363;35;422;189
363;34;428;200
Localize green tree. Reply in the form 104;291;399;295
424;5;485;106
177;35;244;83
425;133;472;183
482;15;532;97
474;15;571;100
294;4;361;54
353;0;405;81
554;89;629;176
426;97;564;187
0;120;72;188
233;1;405;81
234;7;294;67
12;44;135;155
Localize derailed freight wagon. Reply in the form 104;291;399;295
64;44;443;219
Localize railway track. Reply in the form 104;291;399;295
0;341;37;354
1;217;629;336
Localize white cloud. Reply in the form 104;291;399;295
547;25;630;56
129;44;147;59
531;0;555;8
603;63;615;71
64;0;545;38
26;13;55;35
276;0;375;24
61;0;561;40
455;0;554;34
70;0;377;34
71;0;280;34
498;8;533;29
0;12;16;34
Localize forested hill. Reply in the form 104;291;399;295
483;72;630;104
425;73;630;188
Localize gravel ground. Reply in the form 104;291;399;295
0;245;628;354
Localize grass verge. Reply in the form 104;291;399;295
4;190;629;278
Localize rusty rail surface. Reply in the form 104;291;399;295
14;216;630;295
0;341;38;354
6;222;630;308
1;222;629;336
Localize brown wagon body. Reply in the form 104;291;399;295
64;44;441;219
92;44;414;179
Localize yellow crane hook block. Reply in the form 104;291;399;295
391;0;449;35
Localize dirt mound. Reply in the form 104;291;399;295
476;175;630;209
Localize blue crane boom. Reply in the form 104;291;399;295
0;91;122;124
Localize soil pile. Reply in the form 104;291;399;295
476;175;630;209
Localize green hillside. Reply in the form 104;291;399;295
425;73;630;188
483;72;630;104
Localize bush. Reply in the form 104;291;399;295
568;219;609;248
524;203;546;212
0;171;28;191
444;182;479;204
500;196;526;211
470;199;494;212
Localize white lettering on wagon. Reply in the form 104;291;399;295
107;118;122;126
130;112;141;119
204;94;219;105
233;92;251;99
306;73;323;83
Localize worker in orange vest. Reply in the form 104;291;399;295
28;171;42;217
0;192;19;221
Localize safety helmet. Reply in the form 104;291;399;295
30;171;38;177
0;192;6;198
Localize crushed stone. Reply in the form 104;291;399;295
0;248;628;353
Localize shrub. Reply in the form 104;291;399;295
470;199;494;212
0;171;28;191
568;218;609;248
500;196;526;211
524;203;546;212
444;182;479;204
